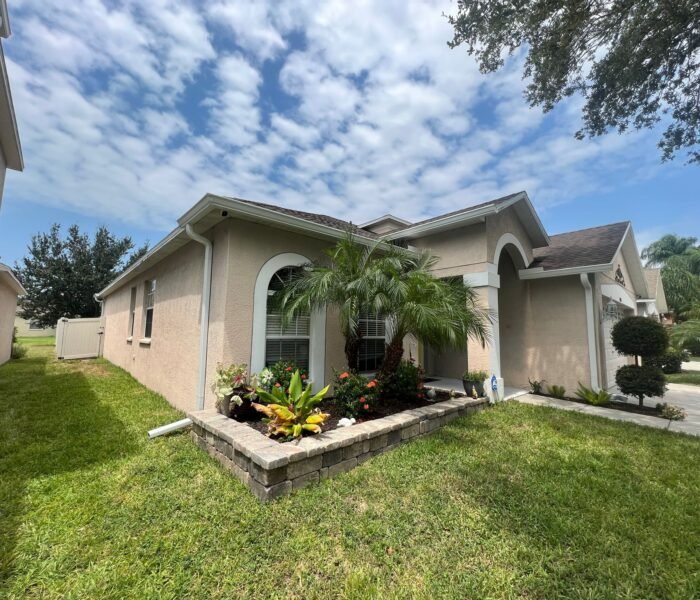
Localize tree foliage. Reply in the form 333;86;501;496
448;0;700;163
15;224;148;328
641;234;700;318
615;364;666;406
611;316;669;359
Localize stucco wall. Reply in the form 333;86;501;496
363;221;404;235
102;227;230;413
0;279;18;364
602;247;635;296
486;205;535;266
14;316;56;337
411;223;488;277
0;146;6;211
499;254;591;393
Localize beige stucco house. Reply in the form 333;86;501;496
14;311;56;337
0;0;23;210
97;192;666;413
0;262;25;364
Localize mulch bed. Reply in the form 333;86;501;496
242;389;464;441
535;393;664;418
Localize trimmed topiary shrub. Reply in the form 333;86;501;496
380;359;424;402
645;348;688;374
611;316;669;361
615;364;665;406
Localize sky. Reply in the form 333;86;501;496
0;0;698;266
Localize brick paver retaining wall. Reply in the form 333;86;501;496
189;396;488;501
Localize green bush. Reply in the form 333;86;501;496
528;378;546;394
547;384;566;399
333;370;379;418
11;343;27;360
575;383;611;406
645;348;688;374
616;364;665;406
611;316;669;359
380;359;424;402
268;361;309;391
683;336;700;356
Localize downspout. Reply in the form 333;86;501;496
580;273;601;390
148;224;213;438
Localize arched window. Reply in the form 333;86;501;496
265;266;310;369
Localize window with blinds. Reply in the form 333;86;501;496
265;266;310;369
359;310;386;371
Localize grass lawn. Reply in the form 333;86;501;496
15;336;55;347
667;371;700;386
1;347;699;599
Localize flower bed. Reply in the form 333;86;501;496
532;393;669;418
189;395;488;501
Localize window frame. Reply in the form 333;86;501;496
142;279;156;339
127;286;137;339
358;310;386;372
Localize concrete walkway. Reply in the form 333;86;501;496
515;383;700;437
682;361;700;371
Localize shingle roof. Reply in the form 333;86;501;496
234;198;381;239
531;222;629;271
392;191;522;231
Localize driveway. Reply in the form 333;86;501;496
516;383;700;437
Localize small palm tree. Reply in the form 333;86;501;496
274;233;387;370
372;248;490;377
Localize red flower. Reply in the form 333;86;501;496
339;372;349;380
359;396;366;403
367;380;377;389
301;374;307;380
364;404;370;410
285;366;292;372
274;383;281;388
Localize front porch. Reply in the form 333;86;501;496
425;376;529;401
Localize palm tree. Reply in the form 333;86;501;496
641;234;698;267
274;233;387;370
372;248;490;378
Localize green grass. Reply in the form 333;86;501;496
667;371;700;386
15;336;55;347
1;347;699;599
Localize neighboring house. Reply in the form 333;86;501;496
97;191;666;412
0;262;24;364
0;0;23;210
14;310;56;337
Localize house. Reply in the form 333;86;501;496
0;262;25;364
14;309;56;337
97;191;665;412
0;0;23;210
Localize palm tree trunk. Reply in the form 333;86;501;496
345;336;361;372
379;338;404;378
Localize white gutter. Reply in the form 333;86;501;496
580;273;601;390
147;224;212;438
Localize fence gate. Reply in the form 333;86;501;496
55;317;103;360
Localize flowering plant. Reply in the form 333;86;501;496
268;360;308;391
334;370;380;418
212;363;249;401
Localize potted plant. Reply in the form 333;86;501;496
212;363;261;421
462;370;488;397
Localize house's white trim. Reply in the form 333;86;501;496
580;274;600;390
519;262;611;280
359;214;412;228
251;253;326;388
601;283;636;311
0;1;10;38
486;285;501;379
493;232;530;269
0;43;23;172
0;262;25;295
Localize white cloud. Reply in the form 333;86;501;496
2;0;671;236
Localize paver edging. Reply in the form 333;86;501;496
189;396;488;501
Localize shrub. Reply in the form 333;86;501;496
683;336;700;357
645;348;688;374
575;383;611;406
528;378;546;394
333;371;379;418
253;370;330;438
611;316;669;359
547;384;566;399
380;359;425;402
11;343;27;360
463;370;488;381
268;361;309;391
615;364;665;406
656;403;687;421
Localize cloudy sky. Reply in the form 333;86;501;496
0;0;698;264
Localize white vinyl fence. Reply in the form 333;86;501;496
55;317;103;360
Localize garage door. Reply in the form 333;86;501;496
602;302;630;391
